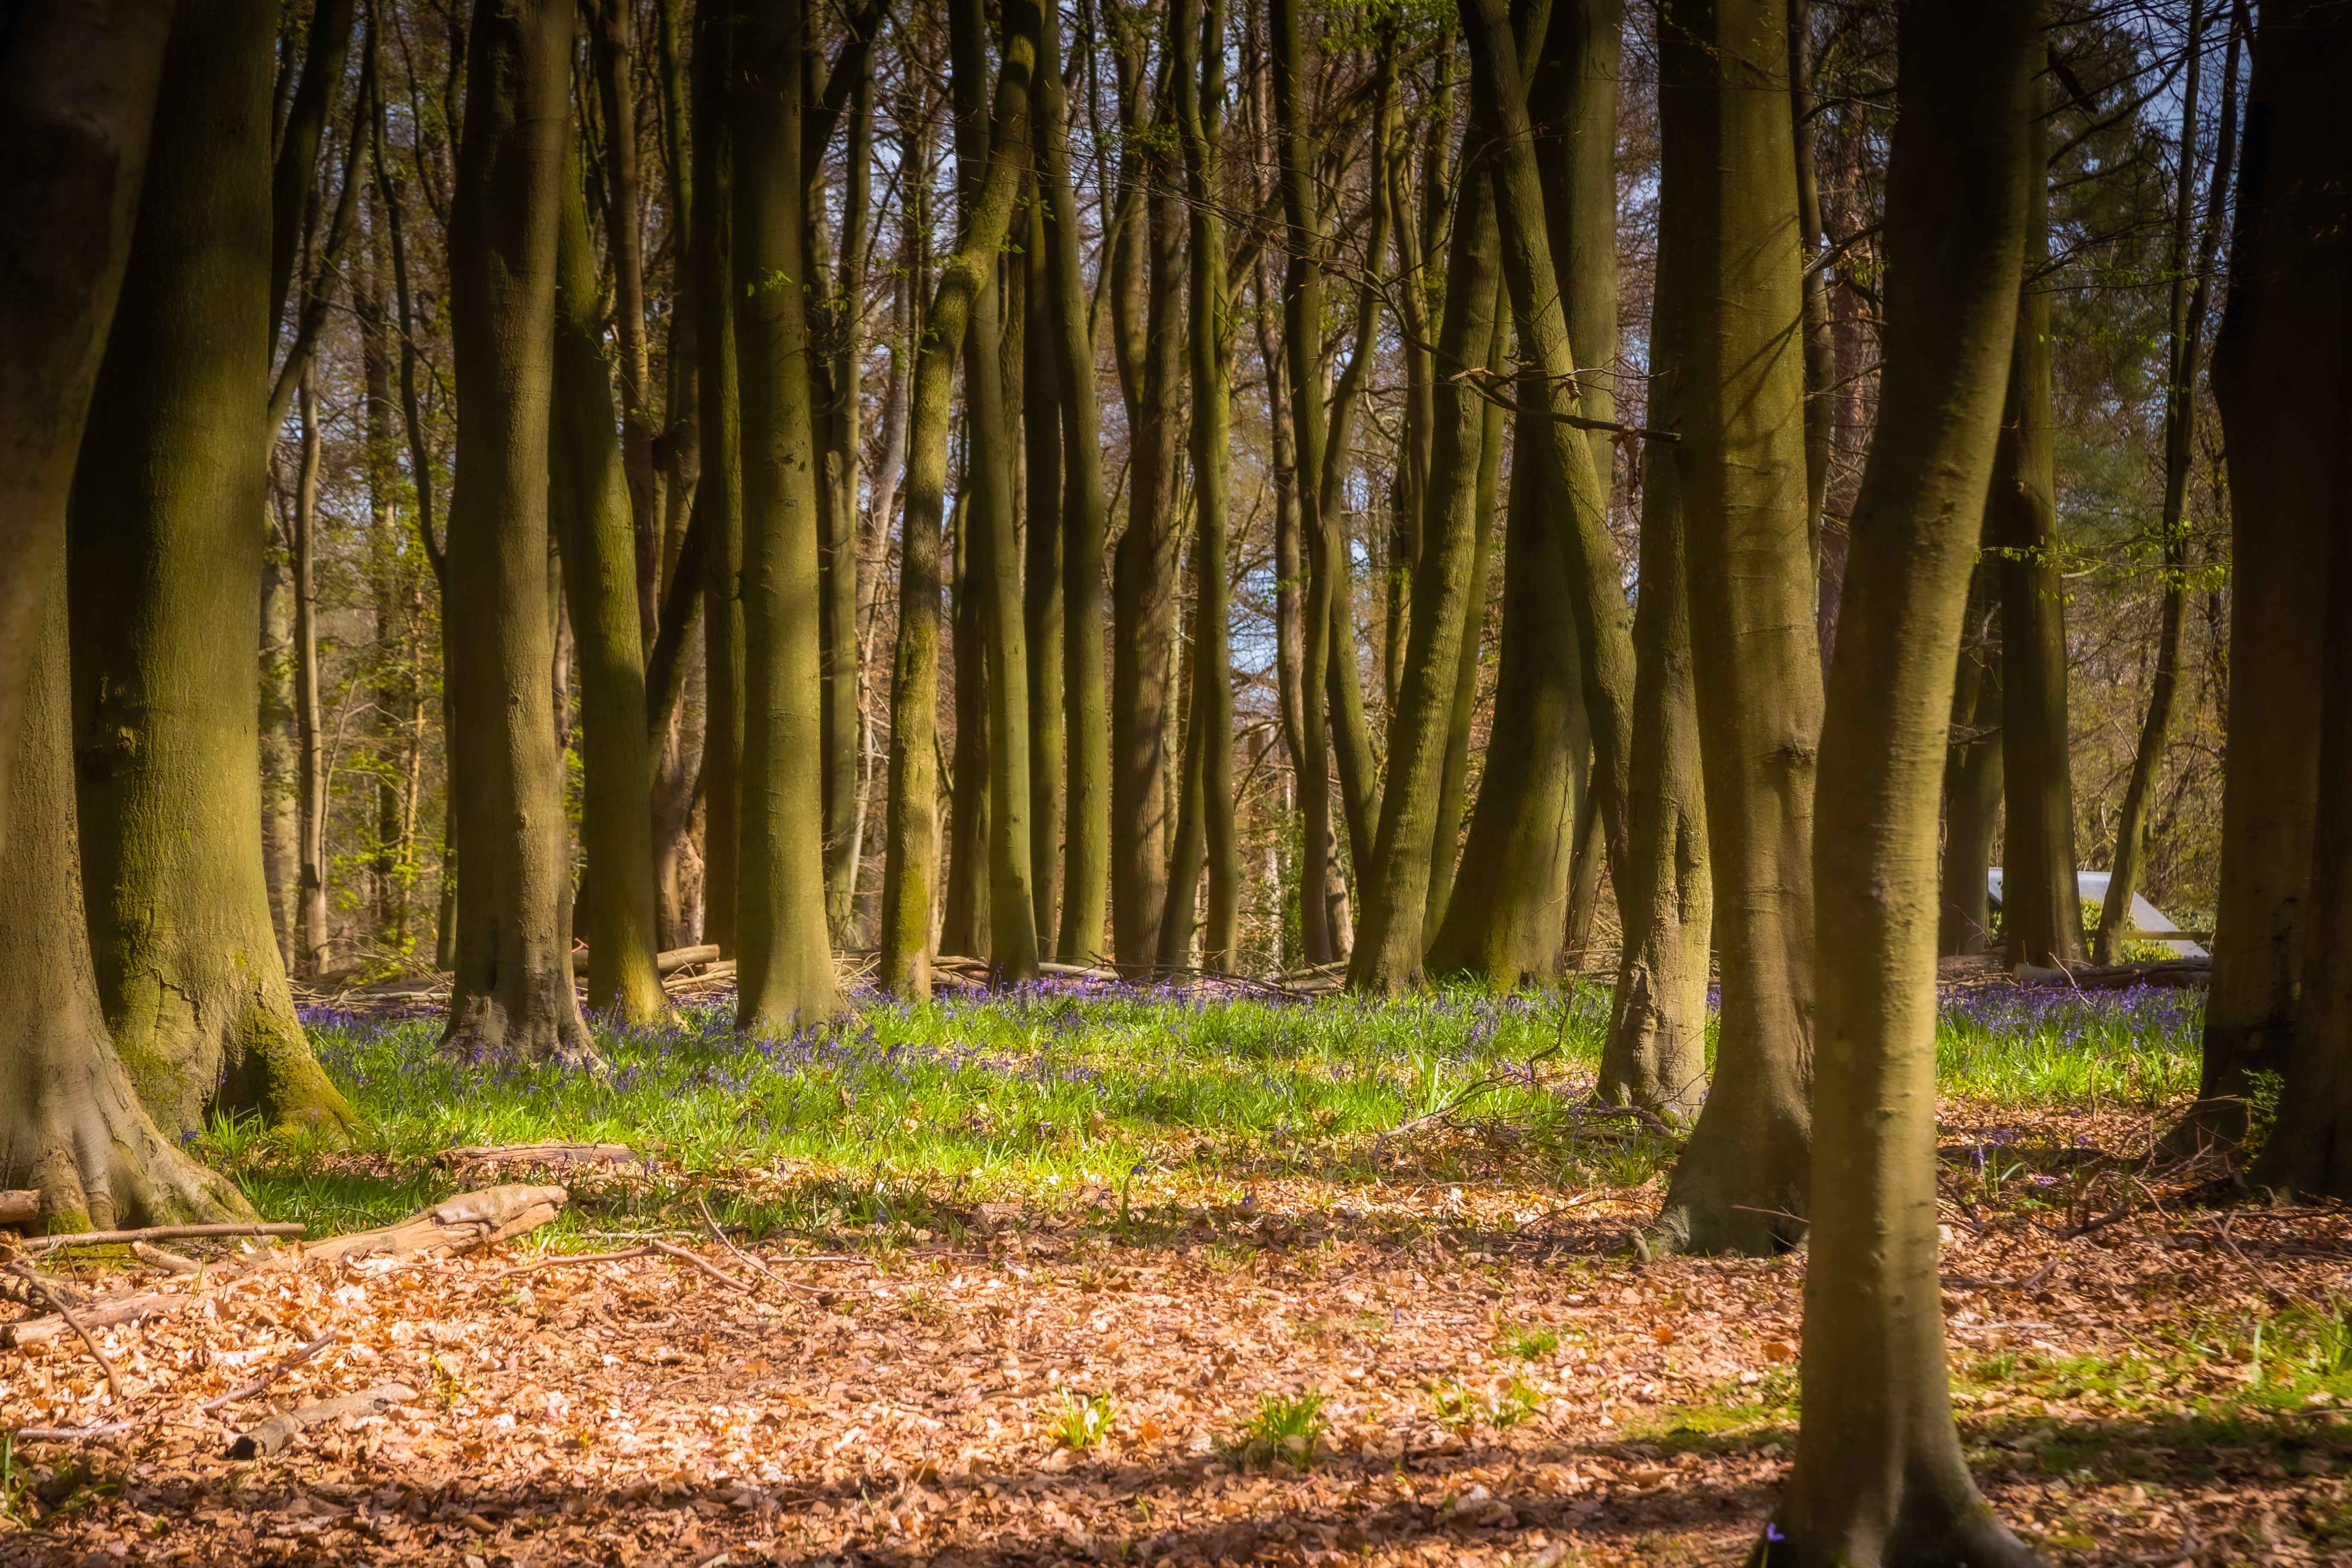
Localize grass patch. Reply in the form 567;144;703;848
1043;1387;1117;1449
1228;1390;1330;1469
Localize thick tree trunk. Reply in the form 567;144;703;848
439;0;594;1066
692;0;744;959
1599;187;1711;1115
2209;0;2352;1163
1938;564;2003;956
67;0;353;1140
1110;167;1187;968
1035;0;1111;965
1771;3;2041;1557
1645;0;1820;1259
0;0;175;848
1347;144;1505;992
2;580;251;1231
733;0;842;1029
2098;7;2236;965
551;138;666;1023
1992;105;2086;971
876;2;1033;996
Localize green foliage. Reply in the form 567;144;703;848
1228;1389;1329;1468
1431;1373;1543;1431
1498;1323;1559;1360
1043;1387;1117;1449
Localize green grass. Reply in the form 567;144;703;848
1043;1387;1117;1449
1226;1389;1330;1468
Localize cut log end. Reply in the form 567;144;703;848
0;1190;37;1225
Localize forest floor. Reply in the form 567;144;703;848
6;980;2349;1566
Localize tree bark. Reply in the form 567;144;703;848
292;367;331;977
942;487;990;961
0;0;175;851
439;0;594;1066
1991;95;2086;971
2208;0;2352;1164
1772;2;2042;1556
1938;562;2003;956
692;0;744;958
876;1;1035;996
67;0;354;1140
2;577;251;1232
586;0;661;655
733;0;842;1028
551;135;666;1023
1644;0;1820;1259
1023;196;1065;946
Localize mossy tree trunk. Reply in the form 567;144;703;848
67;0;355;1139
876;0;1033;996
1991;97;2086;972
1645;0;1821;1258
439;0;594;1066
733;0;842;1029
551;136;666;1023
2216;0;2352;1176
1770;4;2043;1558
692;0;744;959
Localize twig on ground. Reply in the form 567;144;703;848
197;1330;337;1411
7;1263;122;1400
1730;1204;1811;1228
647;1239;749;1291
25;1223;305;1253
488;1246;657;1281
697;1194;816;1295
132;1241;202;1275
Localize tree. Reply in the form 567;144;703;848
1769;0;2042;1554
439;0;594;1066
734;0;844;1028
876;0;1035;996
693;0;745;962
2216;0;2352;1186
1937;564;2003;956
551;135;667;1023
1991;86;2086;972
1645;0;1822;1258
67;0;355;1138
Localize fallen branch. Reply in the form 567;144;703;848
302;1184;566;1266
228;1382;415;1459
438;1142;635;1168
199;1330;337;1411
647;1238;749;1291
0;1190;35;1225
25;1222;306;1253
6;1263;122;1397
489;1245;660;1281
132;1241;202;1275
2;1288;189;1349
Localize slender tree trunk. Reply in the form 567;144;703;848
552;136;666;1022
942;487;990;959
2202;0;2350;1158
1035;0;1110;964
1598;177;1711;1115
1644;0;1821;1259
292;367;331;977
260;558;300;970
1788;0;1834;599
67;0;355;1139
3;576;252;1230
1023;195;1065;946
1992;96;2086;971
1347;146;1504;992
587;0;661;653
2097;3;2236;964
733;0;841;1028
819;34;873;942
1938;563;2004;956
0;0;175;846
1318;208;1388;911
693;0;744;958
876;2;1035;995
973;242;1041;983
439;0;594;1066
1772;3;2041;1555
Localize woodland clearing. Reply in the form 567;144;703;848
4;981;2347;1566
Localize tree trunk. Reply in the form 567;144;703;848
292;367;331;977
2;577;252;1231
1347;142;1504;992
818;31;873;943
1644;0;1821;1259
439;0;594;1066
2097;3;2236;965
1773;3;2042;1555
2208;0;2352;1162
1023;196;1065;947
260;558;300;971
1788;0;1834;603
1598;178;1711;1115
1991;98;2086;971
551;135;666;1023
1938;562;2003;956
733;0;841;1028
1110;149;1187;968
877;3;1035;996
1035;0;1111;965
692;0;744;959
67;0;354;1140
586;0;661;656
942;490;990;961
0;0;175;851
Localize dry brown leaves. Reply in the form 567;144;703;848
5;1109;2352;1567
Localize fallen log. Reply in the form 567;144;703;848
571;943;722;975
0;1190;36;1225
229;1382;416;1459
2013;957;2211;991
24;1222;306;1253
300;1184;568;1266
438;1142;634;1169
